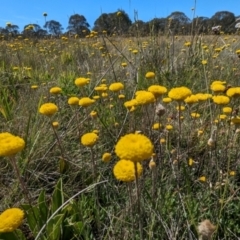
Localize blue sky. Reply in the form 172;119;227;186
1;0;240;31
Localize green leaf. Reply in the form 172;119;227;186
51;178;64;213
46;214;64;240
38;190;49;223
21;204;40;237
0;230;26;240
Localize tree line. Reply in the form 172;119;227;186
0;10;239;38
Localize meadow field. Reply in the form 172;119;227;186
0;31;240;239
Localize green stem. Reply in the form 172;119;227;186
134;161;143;240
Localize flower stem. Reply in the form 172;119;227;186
134;161;143;240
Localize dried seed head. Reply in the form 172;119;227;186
198;219;216;240
149;159;156;170
155;103;166;117
207;138;215;147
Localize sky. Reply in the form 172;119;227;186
1;0;240;32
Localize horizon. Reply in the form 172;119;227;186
1;0;240;32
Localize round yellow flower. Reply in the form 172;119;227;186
184;94;198;104
162;97;172;103
212;96;230;105
94;84;108;92
68;97;79;105
166;125;173;130
226;87;240;97
152;123;161;130
0;132;25;157
115;133;153;162
168;86;192;101
113;159;143;182
222;107;232;114
0;208;24;233
49;87;62;94
124;99;138;110
191;112;201;118
39;103;58;116
75;77;90;87
121;62;127;67
109;82;124;92
210;83;226;92
81;132;98;147
135;91;155;105
198;176;206;182
79;97;95;107
118;94;125;99
90;110;97;118
102;152;112;163
117;11;122;17
145;71;155;79
184;41;191;47
195;93;212;101
148;85;167;97
31;85;38;89
231;117;240;125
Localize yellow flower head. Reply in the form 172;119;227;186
81;132;98;147
124;99;138;109
0;132;25;157
117;11;122;17
195;93;212;101
115;133;153;162
152;123;161;130
184;41;191;47
109;82;124;92
121;62;127;67
135;91;155;105
162;97;172;103
222;107;232;114
226;87;240;97
210;83;226;92
75;77;90;87
79;97;95;107
145;71;155;79
39;103;58;116
166;124;173;130
94;84;108;92
118;94;125;99
184;94;199;104
113;159;143;182
212;96;230;105
31;85;38;89
0;208;24;233
198;176;206;182
148;85;167;97
191;112;201;118
188;158;194;166
52;121;59;128
49;87;62;94
90;110;97;118
102;152;112;163
68;97;79;105
231;117;240;125
168;86;192;101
